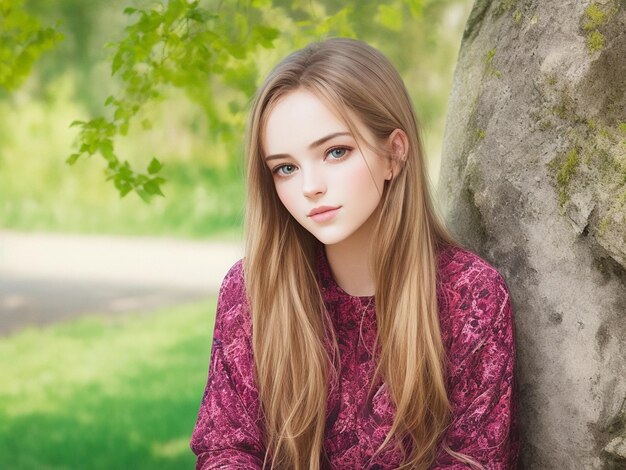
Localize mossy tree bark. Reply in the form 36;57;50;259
438;0;626;468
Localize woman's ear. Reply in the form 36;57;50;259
385;128;409;180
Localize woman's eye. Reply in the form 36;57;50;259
327;147;349;159
274;164;296;176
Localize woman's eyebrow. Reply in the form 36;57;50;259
308;131;351;150
265;131;351;161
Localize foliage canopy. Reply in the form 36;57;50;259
2;0;463;204
68;0;460;202
0;0;62;91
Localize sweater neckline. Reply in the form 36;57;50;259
314;241;458;304
315;244;375;304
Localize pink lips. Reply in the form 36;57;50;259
308;206;341;222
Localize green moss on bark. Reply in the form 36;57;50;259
587;30;606;52
582;1;620;53
584;3;608;31
547;147;581;207
493;0;518;17
557;148;581;186
484;47;501;77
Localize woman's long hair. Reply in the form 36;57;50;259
243;37;483;470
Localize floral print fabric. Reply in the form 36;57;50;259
190;243;520;469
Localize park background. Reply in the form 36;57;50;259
0;0;473;468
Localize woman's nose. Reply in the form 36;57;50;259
302;168;326;199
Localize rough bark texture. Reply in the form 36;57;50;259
438;0;626;468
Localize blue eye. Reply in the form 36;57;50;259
327;147;349;159
274;164;296;176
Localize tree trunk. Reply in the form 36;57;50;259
438;0;626;468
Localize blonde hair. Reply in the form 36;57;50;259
243;37;484;470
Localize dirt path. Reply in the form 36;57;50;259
0;230;243;337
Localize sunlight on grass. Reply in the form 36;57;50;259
0;298;218;469
151;437;192;459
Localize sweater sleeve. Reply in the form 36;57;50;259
190;260;266;469
432;268;520;469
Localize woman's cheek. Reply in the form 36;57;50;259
275;180;300;218
341;159;379;195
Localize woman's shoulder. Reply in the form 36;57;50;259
436;243;513;346
437;243;509;288
212;258;251;345
218;258;246;306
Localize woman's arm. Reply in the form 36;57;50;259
432;268;520;469
190;260;266;469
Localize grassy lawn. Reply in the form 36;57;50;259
0;299;217;469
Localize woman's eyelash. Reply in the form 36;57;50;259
272;164;296;175
271;146;353;176
326;146;352;159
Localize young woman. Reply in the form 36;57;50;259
190;38;519;469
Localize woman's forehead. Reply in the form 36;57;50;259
262;89;370;156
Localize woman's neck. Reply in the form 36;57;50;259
324;215;377;297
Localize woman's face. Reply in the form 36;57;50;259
262;89;392;246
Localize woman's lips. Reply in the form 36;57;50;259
309;207;340;222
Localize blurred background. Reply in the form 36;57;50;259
0;0;472;468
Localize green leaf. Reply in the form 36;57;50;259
144;179;165;196
100;140;115;161
186;8;216;22
405;0;424;18
70;120;85;128
136;188;152;203
119;186;133;197
0;5;62;91
376;4;404;31
147;157;162;174
252;25;280;48
111;52;123;76
66;153;80;165
228;100;240;114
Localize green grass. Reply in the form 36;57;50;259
0;298;217;469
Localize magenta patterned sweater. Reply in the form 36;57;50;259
190;243;520;469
